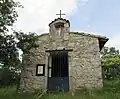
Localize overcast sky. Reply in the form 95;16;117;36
14;0;120;50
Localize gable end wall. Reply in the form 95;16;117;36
20;33;103;92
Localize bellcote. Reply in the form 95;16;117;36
49;18;70;41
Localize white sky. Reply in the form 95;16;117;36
13;0;120;51
14;0;78;33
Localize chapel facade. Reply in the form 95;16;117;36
20;17;108;92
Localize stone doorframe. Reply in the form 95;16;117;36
45;49;73;91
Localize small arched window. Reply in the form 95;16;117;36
55;22;64;28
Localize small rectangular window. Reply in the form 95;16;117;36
36;64;45;76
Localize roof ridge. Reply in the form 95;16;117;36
70;32;109;40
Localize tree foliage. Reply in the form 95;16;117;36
0;0;39;87
0;0;21;33
102;54;120;68
102;47;120;80
0;67;20;87
0;0;21;87
14;31;39;54
0;35;19;65
102;47;120;67
0;0;21;66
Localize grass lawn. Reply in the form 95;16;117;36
0;79;120;99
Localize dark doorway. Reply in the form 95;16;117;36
47;51;69;92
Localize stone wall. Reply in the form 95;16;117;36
68;33;103;90
20;34;50;92
20;32;103;92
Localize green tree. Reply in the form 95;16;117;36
102;47;120;67
14;31;39;54
0;0;40;87
0;0;21;65
0;0;21;33
0;0;21;87
102;47;120;80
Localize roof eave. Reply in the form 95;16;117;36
99;38;109;51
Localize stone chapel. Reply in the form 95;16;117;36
20;16;108;92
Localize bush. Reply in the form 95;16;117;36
0;68;20;88
102;66;120;80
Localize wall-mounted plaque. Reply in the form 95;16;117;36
36;64;45;76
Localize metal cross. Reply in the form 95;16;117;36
56;10;66;18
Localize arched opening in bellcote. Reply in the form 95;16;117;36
54;22;64;37
55;22;64;28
